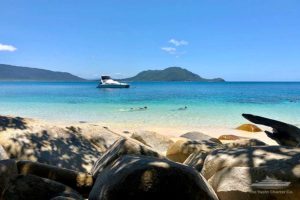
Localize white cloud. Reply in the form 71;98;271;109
169;39;188;46
161;47;177;54
0;43;17;52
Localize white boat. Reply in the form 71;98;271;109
97;76;130;88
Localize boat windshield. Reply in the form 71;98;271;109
101;76;111;80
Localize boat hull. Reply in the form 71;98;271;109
97;84;130;88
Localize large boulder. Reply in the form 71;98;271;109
89;155;219;200
0;145;9;160
1;174;83;200
17;161;93;197
201;146;300;180
0;159;18;194
78;126;122;152
130;131;174;154
0;129;102;173
166;139;224;163
183;137;266;172
181;132;222;144
236;124;262;132
130;133;150;146
91;138;162;178
208;166;300;200
218;135;241;140
222;138;267;148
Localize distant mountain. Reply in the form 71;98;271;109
121;67;225;82
0;64;86;81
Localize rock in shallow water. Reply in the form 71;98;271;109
89;155;219;200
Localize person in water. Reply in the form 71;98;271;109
141;106;147;110
129;106;148;111
178;106;187;110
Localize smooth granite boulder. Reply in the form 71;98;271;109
0;129;101;173
130;131;174;154
0;159;18;194
91;138;162;178
223;138;267;148
17;161;93;197
218;135;266;148
130;133;150;146
1;174;83;200
201;146;300;180
236;124;262;132
208;166;300;200
89;155;219;200
184;152;208;172
218;135;241;140
166;139;224;163
181;132;222;144
183;138;266;172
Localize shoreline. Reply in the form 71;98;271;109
5;114;278;146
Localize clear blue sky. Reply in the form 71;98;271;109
0;0;299;81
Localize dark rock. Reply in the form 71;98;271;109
91;138;162;178
0;159;18;194
51;194;82;200
89;155;219;200
1;174;83;200
17;161;93;198
243;113;300;146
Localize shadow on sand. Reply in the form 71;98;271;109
0;115;28;131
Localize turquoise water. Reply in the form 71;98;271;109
0;81;300;128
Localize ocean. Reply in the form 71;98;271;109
0;81;300;128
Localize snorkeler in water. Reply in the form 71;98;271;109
178;106;187;110
126;106;148;111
